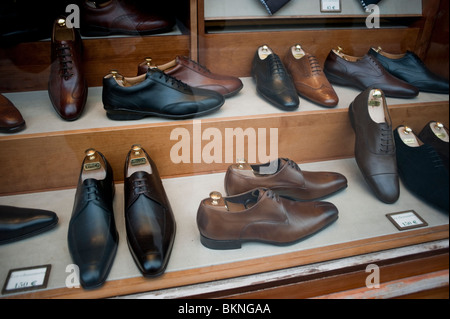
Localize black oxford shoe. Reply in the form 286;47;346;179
124;144;176;277
0;205;58;245
67;148;119;289
252;45;299;111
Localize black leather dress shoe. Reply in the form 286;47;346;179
68;148;119;289
124;145;176;277
0;205;58;245
252;45;299;111
102;69;225;120
369;47;449;94
394;126;449;212
418;121;449;172
349;88;399;204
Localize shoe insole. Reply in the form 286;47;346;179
397;126;421;147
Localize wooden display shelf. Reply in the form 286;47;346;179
0;81;448;195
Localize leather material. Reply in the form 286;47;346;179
224;158;347;201
368;48;449;94
418;122;449;171
197;188;338;250
102;69;225;120
251;46;299;111
259;0;291;15
284;46;339;108
324;49;419;99
0;205;58;245
48;17;87;121
348;88;399;204
394;126;449;212
80;0;175;36
124;147;176;277
137;56;243;98
67;150;118;289
0;94;26;133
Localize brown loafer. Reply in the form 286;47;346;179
138;56;244;98
284;44;339;108
0;94;26;133
224;158;347;201
197;188;339;250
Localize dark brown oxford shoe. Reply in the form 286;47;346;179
224;158;348;201
0;94;26;133
348;88;400;204
48;17;87;121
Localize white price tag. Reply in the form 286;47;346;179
2;265;51;295
321;0;342;12
386;211;428;231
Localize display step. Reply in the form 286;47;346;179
0;158;448;299
0;78;448;195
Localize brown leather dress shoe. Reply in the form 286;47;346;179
80;0;175;36
348;88;399;204
137;56;243;98
0;94;26;133
48;17;87;121
324;48;419;99
284;44;339;108
197;189;339;250
224;158;347;201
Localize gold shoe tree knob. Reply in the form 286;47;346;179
85;148;97;160
209;191;223;206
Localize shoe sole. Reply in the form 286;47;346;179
200;214;339;250
105;102;224;121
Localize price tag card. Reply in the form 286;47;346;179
386;210;428;231
2;264;51;295
320;0;342;12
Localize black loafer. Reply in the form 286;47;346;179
0;205;58;245
67;148;119;289
252;45;299;111
124;144;176;277
102;69;225;120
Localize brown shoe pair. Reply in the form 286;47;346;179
197;158;347;250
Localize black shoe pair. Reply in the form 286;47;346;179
251;45;299;111
67;145;176;289
394;122;449;212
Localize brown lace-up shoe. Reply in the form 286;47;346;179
197;188;339;250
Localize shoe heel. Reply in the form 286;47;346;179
106;110;145;121
200;234;242;250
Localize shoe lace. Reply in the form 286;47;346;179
284;158;302;172
157;70;190;90
427;147;445;169
132;177;149;195
308;55;322;75
380;124;395;153
187;57;211;74
57;44;74;80
268;54;286;75
84;180;100;202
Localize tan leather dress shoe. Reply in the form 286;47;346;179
284;44;339;108
224;158;347;201
197;189;338;250
138;56;243;98
0;94;25;133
